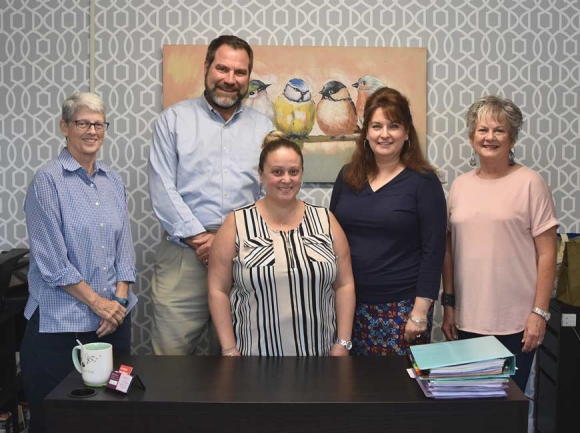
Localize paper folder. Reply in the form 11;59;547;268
409;336;516;375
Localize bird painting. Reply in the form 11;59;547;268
316;80;358;139
273;78;316;139
244;79;275;123
352;75;385;127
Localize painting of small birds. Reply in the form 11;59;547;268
274;78;316;139
352;75;385;127
162;45;426;182
316;80;358;139
244;79;275;123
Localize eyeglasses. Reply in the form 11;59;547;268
72;120;110;132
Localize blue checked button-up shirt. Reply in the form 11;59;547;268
24;148;137;333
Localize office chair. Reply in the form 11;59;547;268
0;248;30;311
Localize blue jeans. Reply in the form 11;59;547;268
457;329;534;392
20;308;132;433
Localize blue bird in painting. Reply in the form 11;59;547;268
352;75;384;127
274;78;316;139
244;79;275;123
316;80;358;139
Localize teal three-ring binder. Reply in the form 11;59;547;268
410;335;516;376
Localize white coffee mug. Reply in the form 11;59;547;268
72;342;113;387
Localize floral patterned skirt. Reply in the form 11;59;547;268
352;298;433;356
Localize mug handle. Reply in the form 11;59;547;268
72;345;83;373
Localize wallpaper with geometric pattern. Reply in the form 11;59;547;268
1;0;578;354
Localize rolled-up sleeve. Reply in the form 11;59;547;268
114;181;137;283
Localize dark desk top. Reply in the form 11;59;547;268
45;355;528;433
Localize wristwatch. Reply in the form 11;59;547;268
112;295;129;308
336;339;352;351
532;307;551;322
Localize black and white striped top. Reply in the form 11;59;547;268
231;202;337;356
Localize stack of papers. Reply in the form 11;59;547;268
408;336;515;399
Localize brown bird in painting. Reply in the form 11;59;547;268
352;75;384;127
315;80;358;139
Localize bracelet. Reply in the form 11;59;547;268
441;293;456;308
409;314;427;324
420;297;434;303
221;346;236;356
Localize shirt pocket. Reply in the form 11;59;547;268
243;237;275;268
302;234;336;264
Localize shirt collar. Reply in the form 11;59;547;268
58;147;110;175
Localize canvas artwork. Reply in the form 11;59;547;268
163;45;427;182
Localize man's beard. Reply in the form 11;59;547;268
205;79;244;109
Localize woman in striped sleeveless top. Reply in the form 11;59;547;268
208;131;355;356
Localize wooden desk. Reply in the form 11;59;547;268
44;355;528;433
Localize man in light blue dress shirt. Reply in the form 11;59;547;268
20;92;137;433
148;35;274;355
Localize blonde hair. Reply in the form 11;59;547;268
258;130;303;171
466;96;523;143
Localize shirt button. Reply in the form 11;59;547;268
103;267;107;270
96;202;100;206
102;246;105;249
90;184;95;188
100;223;104;227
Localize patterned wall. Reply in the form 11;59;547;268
1;0;579;354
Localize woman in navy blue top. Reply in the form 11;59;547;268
330;87;446;356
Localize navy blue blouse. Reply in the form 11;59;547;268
330;166;447;304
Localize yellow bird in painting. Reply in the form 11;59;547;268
316;80;358;139
352;75;384;127
274;78;316;139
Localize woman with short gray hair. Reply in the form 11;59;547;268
20;92;137;433
441;95;558;392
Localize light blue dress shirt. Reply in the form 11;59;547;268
148;96;274;245
24;148;137;333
